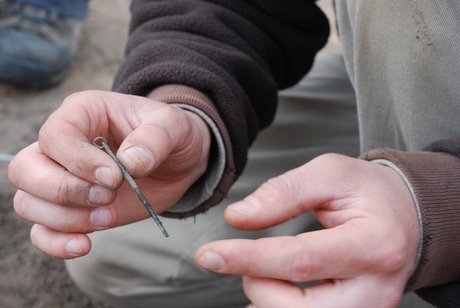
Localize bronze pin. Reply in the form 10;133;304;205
93;136;169;237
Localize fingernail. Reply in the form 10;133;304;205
90;206;112;228
95;167;115;187
198;251;225;271
227;197;259;216
66;238;83;257
88;185;112;205
122;146;151;169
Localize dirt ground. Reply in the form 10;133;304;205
0;0;128;307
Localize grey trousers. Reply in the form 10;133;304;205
65;51;433;308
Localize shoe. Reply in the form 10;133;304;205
0;1;82;88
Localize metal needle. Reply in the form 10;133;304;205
93;136;169;237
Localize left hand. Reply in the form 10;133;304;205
195;153;420;308
8;90;211;259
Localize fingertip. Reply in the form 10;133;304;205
90;206;115;229
227;198;260;217
30;224;91;259
95;166;119;188
66;237;91;258
118;146;153;177
224;198;259;228
196;248;226;272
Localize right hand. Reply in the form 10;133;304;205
196;154;420;308
8;90;211;259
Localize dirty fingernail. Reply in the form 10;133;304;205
88;185;112;205
66;238;83;257
198;251;225;271
90;206;112;228
122;146;152;168
95;167;115;187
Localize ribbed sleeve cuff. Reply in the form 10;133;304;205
147;84;236;218
361;148;460;291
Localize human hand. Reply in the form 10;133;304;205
196;154;420;308
9;90;210;259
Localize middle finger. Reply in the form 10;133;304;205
196;224;373;282
9;142;116;207
13;190;117;233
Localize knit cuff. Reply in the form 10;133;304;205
361;148;460;291
147;84;236;218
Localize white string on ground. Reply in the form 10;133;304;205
0;153;14;162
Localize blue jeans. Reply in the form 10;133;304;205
15;0;89;19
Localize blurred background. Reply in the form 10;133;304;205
0;0;128;306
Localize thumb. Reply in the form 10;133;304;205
116;104;210;180
224;167;322;230
224;154;353;230
116;122;173;178
113;98;190;178
117;139;155;178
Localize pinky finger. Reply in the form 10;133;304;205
30;224;92;259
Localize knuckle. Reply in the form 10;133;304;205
54;179;72;207
61;90;100;107
156;104;190;141
253;171;304;215
7;149;32;189
374;239;409;273
251;178;282;206
170;104;189;124
13;191;28;218
288;252;316;282
37;121;65;155
311;153;350;176
358;230;409;274
49;170;89;207
7;160;19;188
261;173;300;201
149;122;174;151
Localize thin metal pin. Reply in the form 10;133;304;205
93;136;169;237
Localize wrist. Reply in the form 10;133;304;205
361;148;460;290
145;84;233;218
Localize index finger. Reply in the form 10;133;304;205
38;91;123;188
195;224;380;282
223;153;360;231
9;142;117;207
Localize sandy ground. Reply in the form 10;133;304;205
0;1;436;307
0;0;128;307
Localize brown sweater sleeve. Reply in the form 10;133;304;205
112;0;329;180
361;148;460;294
